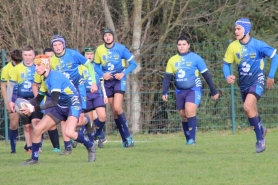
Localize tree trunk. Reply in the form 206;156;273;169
130;0;143;133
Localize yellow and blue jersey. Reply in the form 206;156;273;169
50;48;88;87
39;70;80;107
94;43;133;75
78;64;101;93
1;62;18;93
223;38;276;90
9;62;35;99
33;72;43;84
166;52;207;93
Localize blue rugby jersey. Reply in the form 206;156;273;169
39;70;81;107
50;48;88;87
165;51;208;94
223;38;276;90
9;62;35;98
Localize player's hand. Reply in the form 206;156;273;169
226;75;236;84
266;78;274;89
19;107;32;116
90;83;98;93
5;103;12;113
9;102;15;113
162;95;168;102
114;73;124;80
103;96;108;104
103;73;113;80
211;93;219;101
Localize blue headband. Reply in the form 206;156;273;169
235;18;252;37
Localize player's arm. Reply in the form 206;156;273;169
123;56;137;76
93;62;104;77
201;69;218;97
28;91;60;113
7;81;15;112
162;72;173;102
0;81;10;112
266;53;278;89
100;78;108;104
32;83;40;96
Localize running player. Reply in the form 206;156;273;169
94;28;137;148
7;45;43;153
49;35;97;154
20;55;96;165
162;35;219;145
222;18;278;153
81;46;107;148
1;49;22;153
32;48;60;152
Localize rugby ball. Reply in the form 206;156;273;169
14;98;32;116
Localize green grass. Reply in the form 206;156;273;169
0;129;278;185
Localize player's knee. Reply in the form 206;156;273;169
65;129;74;138
24;124;32;132
97;113;106;122
33;126;43;137
243;103;253;113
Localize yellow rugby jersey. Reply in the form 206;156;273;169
166;52;207;90
9;62;35;98
223;38;276;89
1;62;18;93
33;72;44;84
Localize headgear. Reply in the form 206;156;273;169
50;34;66;48
235;18;252;38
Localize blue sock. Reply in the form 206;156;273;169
40;134;44;148
115;118;126;142
181;122;190;142
31;142;40;161
80;126;86;135
87;130;94;142
76;132;93;149
188;116;197;141
248;116;263;141
258;115;264;135
9;129;18;152
64;141;72;151
94;118;105;138
100;131;106;139
117;112;130;139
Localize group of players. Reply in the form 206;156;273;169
1;28;137;165
1;17;277;165
162;18;278;154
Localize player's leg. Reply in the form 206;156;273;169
31;118;43;152
254;104;267;137
60;120;72;155
64;106;96;162
94;107;106;148
48;124;60;152
92;93;106;148
184;89;201;145
21;115;56;165
21;115;33;153
244;93;265;153
113;92;134;148
177;91;190;143
9;112;19;153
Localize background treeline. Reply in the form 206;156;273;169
1;0;278;133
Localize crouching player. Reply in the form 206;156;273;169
20;55;96;165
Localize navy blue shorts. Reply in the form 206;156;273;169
83;92;105;113
176;89;202;110
45;105;81;124
241;84;264;102
104;77;126;98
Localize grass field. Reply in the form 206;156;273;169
0;129;278;185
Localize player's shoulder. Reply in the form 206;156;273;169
13;62;24;70
95;44;106;52
168;54;180;63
